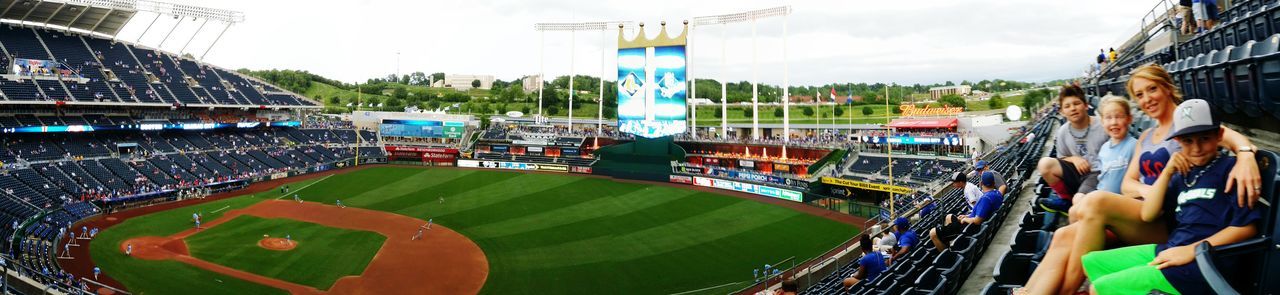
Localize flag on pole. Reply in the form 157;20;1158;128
829;87;838;102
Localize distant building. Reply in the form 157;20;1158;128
445;74;495;91
522;75;542;93
929;85;971;100
787;95;816;103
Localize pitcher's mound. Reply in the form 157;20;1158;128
258;237;297;251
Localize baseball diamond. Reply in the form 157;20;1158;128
66;166;860;294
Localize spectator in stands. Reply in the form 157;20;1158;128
969;160;1006;196
1097;49;1107;67
1108;48;1117;62
1017;64;1263;295
1192;0;1218;32
873;230;896;253
1179;0;1197;34
773;279;798;295
1082;99;1261;295
1095;95;1138;196
841;234;885;290
1036;85;1108;215
916;194;936;217
949;172;983;210
928;171;1001;252
888;217;917;265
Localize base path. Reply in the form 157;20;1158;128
119;200;488;295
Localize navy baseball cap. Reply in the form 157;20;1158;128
975;160;987;170
894;217;909;229
981;171;996;187
951;172;968;183
1166;99;1221;140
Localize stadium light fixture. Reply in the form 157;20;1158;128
690;6;791;140
533;21;633;135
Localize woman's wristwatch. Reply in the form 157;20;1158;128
1236;145;1257;154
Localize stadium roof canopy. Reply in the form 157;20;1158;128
0;0;243;37
887;118;959;129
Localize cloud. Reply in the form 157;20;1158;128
121;0;1159;87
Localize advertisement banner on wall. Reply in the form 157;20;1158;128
820;177;915;195
707;168;806;187
456;159;569;173
570;166;593;174
672;165;705;174
669;175;693;184
688;176;803;202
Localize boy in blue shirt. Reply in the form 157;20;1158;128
929;171;1003;251
842;234;886;290
1082;99;1262;295
889;217;917;265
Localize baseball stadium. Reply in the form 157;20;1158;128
0;0;1279;295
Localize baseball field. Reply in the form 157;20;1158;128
81;166;859;294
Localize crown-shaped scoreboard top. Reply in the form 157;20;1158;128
618;20;688;49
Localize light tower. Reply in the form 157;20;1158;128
691;6;791;140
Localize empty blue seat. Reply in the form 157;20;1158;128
1181;57;1201;99
913;268;947;294
1212;29;1227;51
1233;41;1265;117
1226;17;1240;46
1194;52;1216;101
1253;9;1272;42
1210;47;1235;114
1256;34;1280;119
1236;12;1255;45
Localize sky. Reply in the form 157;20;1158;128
112;0;1161;88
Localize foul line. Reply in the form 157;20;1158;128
210;205;231;214
666;281;747;295
274;175;334;200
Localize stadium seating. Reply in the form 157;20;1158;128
802;115;1056;295
0;24;315;106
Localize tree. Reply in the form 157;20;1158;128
603;106;616;119
393;87;408;99
802;106;815;117
988;95;1006;109
742;108;753;118
427;100;441;110
714;108;723;118
497;103;509;114
325;96;339;105
834;106;845;117
939;94;967;108
862;106;874;115
774;107;784;117
472;79;482;89
478;103;492;114
548;106;561;116
386;97;404;108
521;105;531;114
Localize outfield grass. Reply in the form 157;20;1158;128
94;167;858;295
185;216;385;290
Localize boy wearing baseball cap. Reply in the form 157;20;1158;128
889;217;918;265
1082;99;1263;295
930;171;1004;251
972;160;1008;196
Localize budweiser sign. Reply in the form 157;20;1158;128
899;104;963;117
